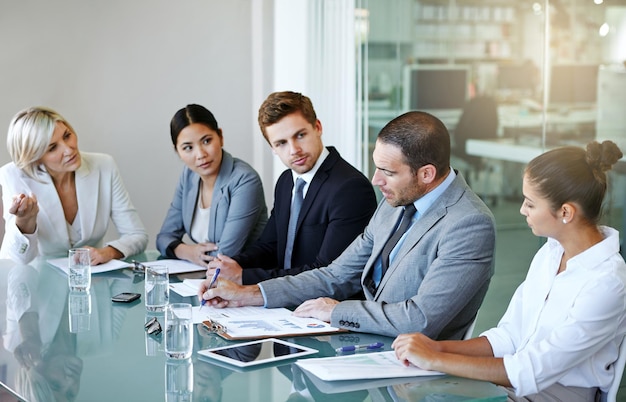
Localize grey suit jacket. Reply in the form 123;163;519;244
156;150;268;258
261;172;496;339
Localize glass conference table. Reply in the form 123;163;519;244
0;255;507;402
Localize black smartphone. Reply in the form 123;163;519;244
111;292;141;303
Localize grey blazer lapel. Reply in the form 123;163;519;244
208;151;233;241
376;174;467;292
361;203;403;289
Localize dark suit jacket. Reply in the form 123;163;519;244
235;147;377;284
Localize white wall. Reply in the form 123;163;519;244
0;0;272;247
273;0;360;184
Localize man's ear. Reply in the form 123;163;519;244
419;164;437;184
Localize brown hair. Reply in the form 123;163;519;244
525;140;623;223
257;91;317;143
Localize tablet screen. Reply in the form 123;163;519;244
198;338;318;368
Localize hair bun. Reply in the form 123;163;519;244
586;140;623;174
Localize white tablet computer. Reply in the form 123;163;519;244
198;338;318;368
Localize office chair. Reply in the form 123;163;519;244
452;95;500;205
601;335;626;402
463;313;478;340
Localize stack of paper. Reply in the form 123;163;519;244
47;258;205;276
170;279;204;296
47;257;129;275
295;351;444;381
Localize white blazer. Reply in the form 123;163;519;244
0;152;148;263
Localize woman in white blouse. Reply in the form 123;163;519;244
0;107;148;265
393;140;626;401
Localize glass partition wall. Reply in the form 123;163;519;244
361;0;626;332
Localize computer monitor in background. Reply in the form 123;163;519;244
402;64;470;127
496;61;537;101
549;64;599;107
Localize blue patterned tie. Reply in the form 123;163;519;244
284;178;306;269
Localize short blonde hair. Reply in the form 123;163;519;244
6;106;77;179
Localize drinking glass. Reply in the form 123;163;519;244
164;303;193;359
68;248;91;291
68;290;91;333
165;358;193;401
145;265;169;312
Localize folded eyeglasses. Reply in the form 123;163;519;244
132;260;148;273
144;316;162;336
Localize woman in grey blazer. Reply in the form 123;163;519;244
156;104;267;267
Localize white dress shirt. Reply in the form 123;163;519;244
481;226;626;396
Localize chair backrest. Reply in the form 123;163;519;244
601;335;626;402
463;313;478;340
453;95;499;169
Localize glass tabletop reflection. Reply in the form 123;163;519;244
0;256;506;402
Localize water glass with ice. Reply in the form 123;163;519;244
69;290;91;333
68;248;91;291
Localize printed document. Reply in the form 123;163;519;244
295;351;444;381
47;258;204;275
47;257;128;275
195;305;344;339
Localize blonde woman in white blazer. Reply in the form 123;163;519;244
0;107;148;265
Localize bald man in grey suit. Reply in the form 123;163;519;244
199;111;496;340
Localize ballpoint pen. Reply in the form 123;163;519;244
201;268;220;310
335;342;384;353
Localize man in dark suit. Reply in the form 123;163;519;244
208;91;377;285
201;111;495;340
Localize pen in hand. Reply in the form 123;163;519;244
201;268;220;310
335;342;384;353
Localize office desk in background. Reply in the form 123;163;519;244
0;256;507;402
466;137;626;165
368;104;597;139
498;104;597;133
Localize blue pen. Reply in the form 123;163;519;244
335;342;384;353
201;268;220;310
